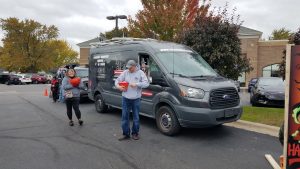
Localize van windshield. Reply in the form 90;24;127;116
156;52;217;77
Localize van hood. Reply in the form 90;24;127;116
173;76;236;92
81;77;88;82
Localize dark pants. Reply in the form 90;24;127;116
51;88;58;102
65;98;81;120
122;97;140;136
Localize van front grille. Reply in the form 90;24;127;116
209;88;240;109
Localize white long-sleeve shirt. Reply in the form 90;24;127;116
115;69;149;99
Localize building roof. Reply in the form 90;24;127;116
77;37;100;48
238;26;262;36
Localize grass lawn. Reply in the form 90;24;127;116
241;106;284;127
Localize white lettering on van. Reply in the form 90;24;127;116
94;55;109;59
97;59;104;63
93;55;101;59
100;55;109;59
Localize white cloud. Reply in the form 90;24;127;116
0;0;142;50
0;0;299;51
210;0;300;39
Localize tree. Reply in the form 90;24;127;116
127;0;204;41
279;28;300;79
0;17;78;72
46;40;78;70
180;5;252;80
269;28;293;40
104;27;128;39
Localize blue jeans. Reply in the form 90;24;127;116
59;86;65;103
122;97;140;136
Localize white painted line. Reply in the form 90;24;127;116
0;91;17;94
265;154;280;169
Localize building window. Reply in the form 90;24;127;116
263;64;280;77
238;72;246;87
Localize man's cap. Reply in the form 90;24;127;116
126;60;137;68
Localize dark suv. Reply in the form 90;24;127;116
74;67;89;99
248;78;257;92
31;74;47;84
5;74;21;85
0;74;10;84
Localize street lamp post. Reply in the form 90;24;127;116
106;15;127;30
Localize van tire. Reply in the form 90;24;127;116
95;94;108;113
156;106;181;136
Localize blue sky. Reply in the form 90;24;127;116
0;0;299;51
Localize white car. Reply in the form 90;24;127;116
18;74;32;84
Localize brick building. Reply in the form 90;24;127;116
77;26;288;87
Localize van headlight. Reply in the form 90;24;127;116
179;85;205;99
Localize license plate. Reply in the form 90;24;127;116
224;109;236;118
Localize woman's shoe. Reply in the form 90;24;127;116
69;121;74;126
78;120;83;126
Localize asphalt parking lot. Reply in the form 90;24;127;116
0;84;281;169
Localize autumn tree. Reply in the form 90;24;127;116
46;40;78;70
269;28;293;40
128;0;204;41
180;5;252;80
0;17;78;72
279;28;300;79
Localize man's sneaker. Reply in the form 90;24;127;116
132;134;139;140
69;121;74;126
78;120;83;126
118;135;130;141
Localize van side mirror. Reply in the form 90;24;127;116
150;71;168;86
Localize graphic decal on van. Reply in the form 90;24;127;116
94;55;107;79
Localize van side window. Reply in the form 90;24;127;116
139;53;161;83
111;51;138;81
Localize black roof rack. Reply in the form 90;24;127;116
89;37;157;48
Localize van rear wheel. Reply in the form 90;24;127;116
156;106;181;136
95;94;108;113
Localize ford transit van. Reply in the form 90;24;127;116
88;38;242;135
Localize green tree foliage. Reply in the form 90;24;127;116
180;6;252;80
104;27;128;39
269;28;293;40
279;28;300;79
128;0;203;41
0;17;78;72
47;40;78;69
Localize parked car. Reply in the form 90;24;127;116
6;74;22;85
17;74;32;84
88;38;242;135
250;77;285;107
248;78;258;92
45;74;53;84
31;74;47;84
0;74;10;84
74;67;89;99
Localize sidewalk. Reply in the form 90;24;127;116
224;120;280;137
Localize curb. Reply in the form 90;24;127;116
224;120;280;137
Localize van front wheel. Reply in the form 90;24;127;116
95;94;108;113
156;106;181;136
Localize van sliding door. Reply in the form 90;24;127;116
102;51;138;107
139;53;165;117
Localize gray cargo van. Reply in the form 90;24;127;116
88;38;242;135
